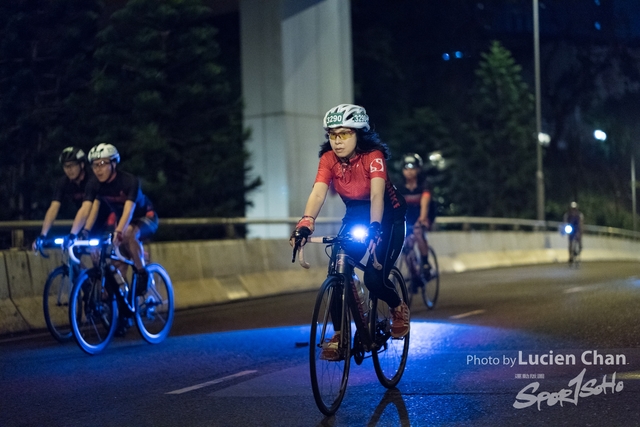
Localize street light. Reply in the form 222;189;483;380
533;0;545;221
593;129;636;231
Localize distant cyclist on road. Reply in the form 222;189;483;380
397;153;436;279
290;103;409;360
563;201;584;263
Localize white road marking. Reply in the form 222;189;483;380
166;370;257;395
449;309;486;319
564;286;587;294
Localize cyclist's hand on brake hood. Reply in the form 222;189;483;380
290;226;311;247
289;215;315;247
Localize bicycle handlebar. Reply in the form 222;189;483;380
66;235;130;265
293;235;382;270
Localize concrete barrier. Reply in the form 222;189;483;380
2;231;640;336
0;252;30;335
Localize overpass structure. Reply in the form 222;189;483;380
225;0;352;237
2;218;640;335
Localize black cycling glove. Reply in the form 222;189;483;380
367;222;381;246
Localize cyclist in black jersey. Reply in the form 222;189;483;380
69;143;157;292
397;153;434;277
33;147;113;250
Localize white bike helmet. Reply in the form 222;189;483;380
88;143;120;163
570;201;578;209
323;104;370;131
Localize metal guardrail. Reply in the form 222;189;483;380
2;216;640;248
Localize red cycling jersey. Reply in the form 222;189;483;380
314;150;405;222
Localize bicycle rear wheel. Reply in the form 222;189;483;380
135;263;175;344
309;277;351;416
371;267;410;388
43;265;74;343
421;246;440;309
69;267;118;355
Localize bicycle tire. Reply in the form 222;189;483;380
371;267;410;388
309;277;351;416
43;265;75;343
135;263;175;344
69;267;118;355
421;246;440;309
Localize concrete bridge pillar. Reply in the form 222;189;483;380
240;0;350;237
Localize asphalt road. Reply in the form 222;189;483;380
2;261;640;426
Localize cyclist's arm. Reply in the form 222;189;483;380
370;177;385;224
116;200;136;237
418;191;431;225
39;201;61;237
302;182;329;222
82;199;101;233
69;200;93;235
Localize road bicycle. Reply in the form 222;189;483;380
293;225;410;416
36;236;93;343
397;231;439;309
68;233;175;355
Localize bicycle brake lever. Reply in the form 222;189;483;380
292;241;300;263
37;243;50;259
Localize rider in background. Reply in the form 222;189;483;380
33;147;88;251
290;104;409;358
33;147;113;250
563;201;584;262
397;153;435;279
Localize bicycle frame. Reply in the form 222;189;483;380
299;235;385;354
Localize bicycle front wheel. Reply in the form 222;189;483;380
135;263;175;344
69;267;118;355
371;267;410;388
43;265;74;343
422;246;440;309
309;277;351;416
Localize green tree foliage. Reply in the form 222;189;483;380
0;0;102;220
89;0;259;219
385;106;454;212
448;41;536;218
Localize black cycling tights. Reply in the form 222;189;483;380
337;220;405;309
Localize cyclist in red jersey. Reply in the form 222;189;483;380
290;104;409;357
